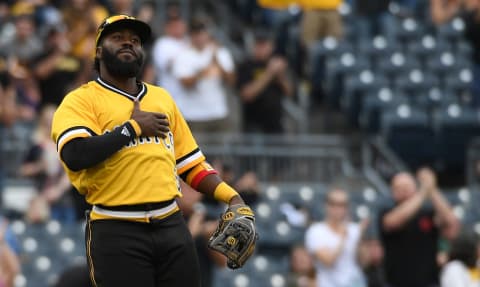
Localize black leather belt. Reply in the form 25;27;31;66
96;199;175;212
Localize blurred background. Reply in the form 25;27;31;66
0;0;480;286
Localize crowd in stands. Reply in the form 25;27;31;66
0;0;479;287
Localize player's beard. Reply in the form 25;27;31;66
101;47;144;78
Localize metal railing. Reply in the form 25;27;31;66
0;123;34;178
467;137;480;190
362;136;409;195
195;133;355;183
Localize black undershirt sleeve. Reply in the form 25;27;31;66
60;122;137;171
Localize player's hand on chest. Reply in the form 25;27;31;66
131;100;170;138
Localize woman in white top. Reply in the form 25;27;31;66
440;232;479;287
305;188;368;287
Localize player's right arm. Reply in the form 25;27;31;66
53;96;169;172
60;124;139;171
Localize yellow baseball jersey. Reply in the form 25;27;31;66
298;0;342;10
51;78;205;206
258;0;342;10
257;0;296;9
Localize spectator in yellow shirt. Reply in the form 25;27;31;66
299;0;343;48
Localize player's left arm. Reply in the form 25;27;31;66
170;91;258;268
170;93;256;269
179;161;244;205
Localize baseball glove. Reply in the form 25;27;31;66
208;204;258;269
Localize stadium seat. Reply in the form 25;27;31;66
256;272;289;287
254;198;288;231
199;202;225;220
257;219;304;250
22;272;52;287
381;105;436;169
212;251;290;287
393;17;425;44
342;17;362;44
212;269;284;287
393;69;440;96
361;185;382;204
311;37;355;61
212;268;238;287
323;52;371;108
442;188;471;207
265;183;326;210
244;254;289;275
260;184;282;202
10;219;27;237
436;17;466;43
310;37;355;85
22;224;52;247
406;34;451;64
375;51;421;82
342;70;389;126
18;221;87;287
413;88;459;111
433;104;480;172
357;35;397;63
426;51;470;79
444;68;474;100
360;88;409;134
56;236;83;260
58;221;85;239
454;40;473;60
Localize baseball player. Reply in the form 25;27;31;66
51;15;256;287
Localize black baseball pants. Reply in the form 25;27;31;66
85;211;201;287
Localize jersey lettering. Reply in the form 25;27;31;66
128;138;138;147
163;131;174;152
125;136;166;148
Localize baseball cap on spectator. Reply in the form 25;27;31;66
95;15;151;47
